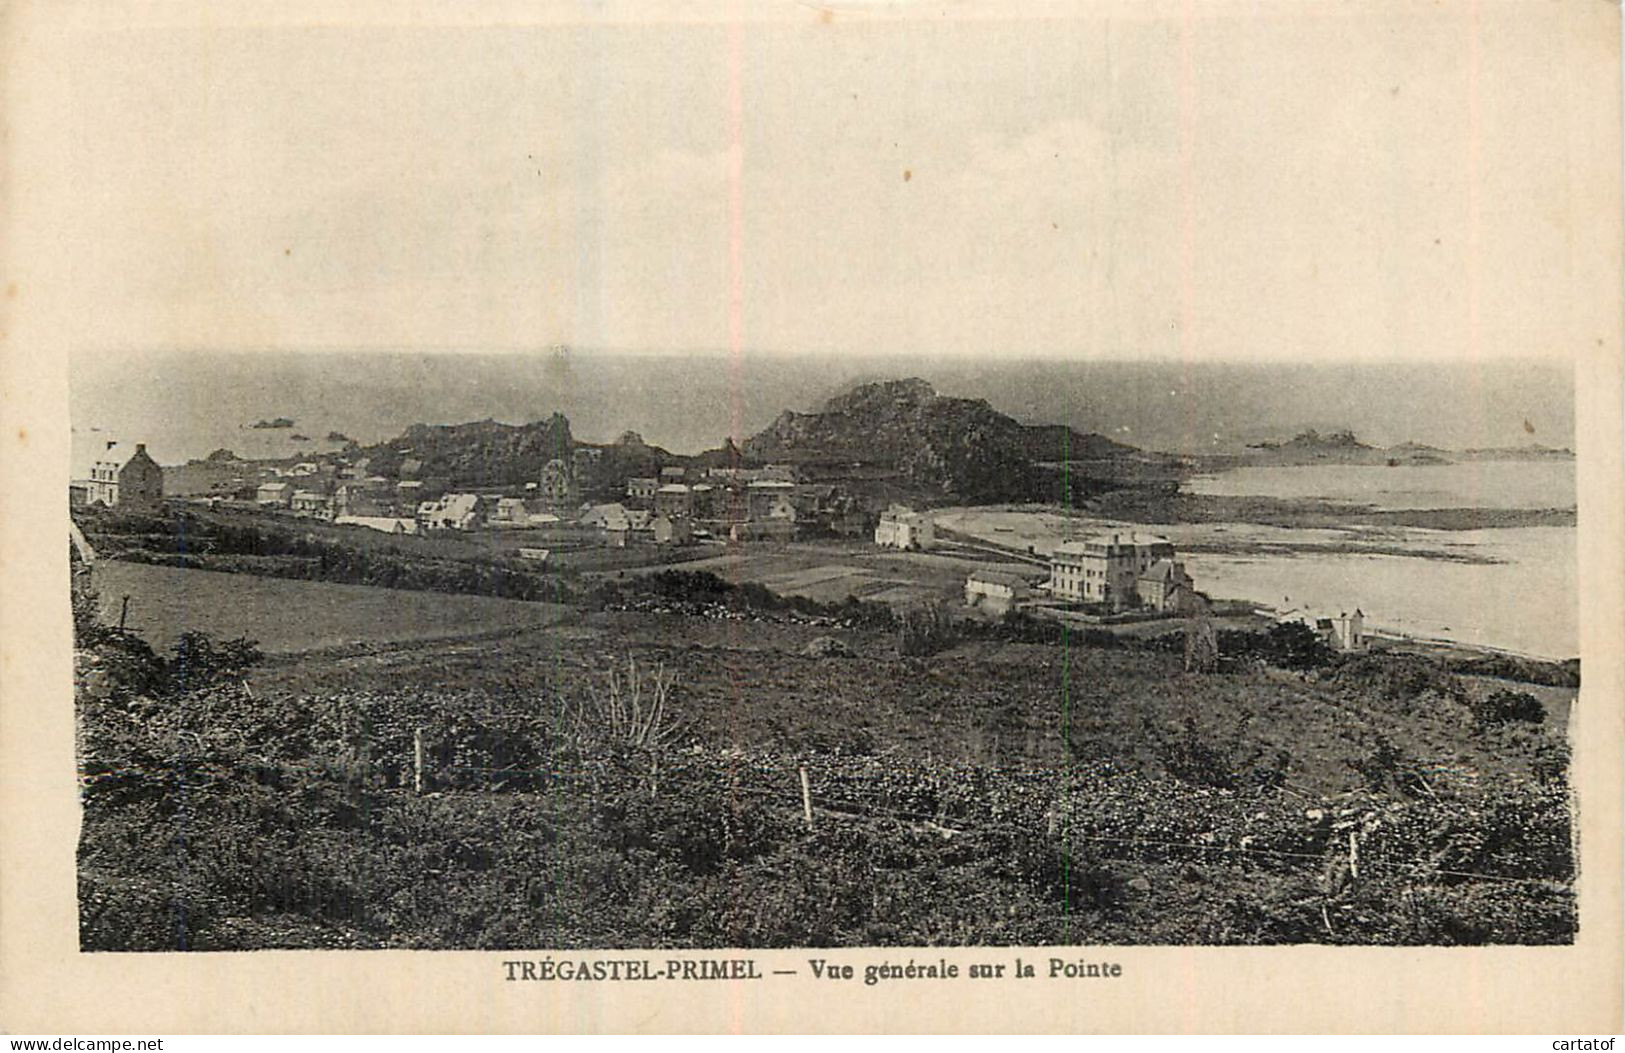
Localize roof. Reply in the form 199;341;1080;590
1053;532;1173;557
1138;559;1187;583
335;515;416;532
657;483;690;493
748;479;795;489
967;569;1031;589
291;490;326;501
257;481;292;492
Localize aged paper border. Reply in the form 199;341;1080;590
1;0;1621;1034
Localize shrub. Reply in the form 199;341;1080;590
167;631;265;694
897;600;956;657
1471;689;1545;727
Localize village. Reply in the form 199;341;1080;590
72;439;1374;655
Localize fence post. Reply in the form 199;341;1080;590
414;727;425;794
799;765;814;830
118;595;130;629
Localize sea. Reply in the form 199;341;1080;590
70;350;1573;471
942;459;1577;659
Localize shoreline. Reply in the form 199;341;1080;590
936;507;1578;664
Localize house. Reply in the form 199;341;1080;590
626;477;659;504
964;569;1032;616
603;513;631;548
1275;607;1367;652
290;490;332;518
84;442;164;510
580;502;631;529
69;482;89;508
652;515;693;545
488;497;532;526
730;520;796;543
399;458;424;480
655;483;693;519
419;493;484;531
517;547;550;564
256;481;294;507
1046;531;1175;608
747;480;797;522
334;515;418;535
1136;559;1199;613
333;483;386;518
874;505;934;551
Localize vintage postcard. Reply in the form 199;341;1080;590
2;0;1621;1035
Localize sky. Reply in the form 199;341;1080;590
12;0;1620;366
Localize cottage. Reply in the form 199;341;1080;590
625;477;659;504
488;497;532;525
84;442;164;510
256;481;294;508
730;520;796;543
1276;608;1367;652
1136;559;1198;613
747;480;797;522
652;515;694;545
603;513;631;548
420;493;484;531
1047;531;1175;608
874;505;934;551
580;502;631;529
290;490;333;518
333;483;386;518
964;569;1032;616
655;483;694;519
660;466;687;484
334;515;418;535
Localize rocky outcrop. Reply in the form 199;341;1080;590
743;378;1135;501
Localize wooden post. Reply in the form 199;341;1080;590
798;765;813;830
413;727;425;794
1348;830;1360;880
118;595;130;629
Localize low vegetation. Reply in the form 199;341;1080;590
75;550;1577;949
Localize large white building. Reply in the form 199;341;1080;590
1047;531;1177;609
874;505;934;551
84;443;164;510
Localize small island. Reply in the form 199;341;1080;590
249;417;295;430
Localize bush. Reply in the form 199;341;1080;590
1471;689;1545;727
897;601;956;657
168;632;265;694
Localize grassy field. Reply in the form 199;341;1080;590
91;560;572;654
604;539;1042;609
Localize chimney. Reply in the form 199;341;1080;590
135;443;147;454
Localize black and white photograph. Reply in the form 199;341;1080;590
5;0;1623;1035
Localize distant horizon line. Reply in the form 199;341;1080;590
68;345;1581;369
